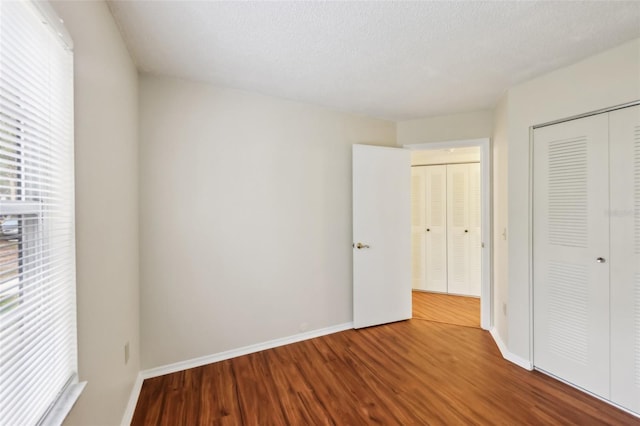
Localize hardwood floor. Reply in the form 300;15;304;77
132;297;639;425
412;290;480;328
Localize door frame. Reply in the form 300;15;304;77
404;138;492;330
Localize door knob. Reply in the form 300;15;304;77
354;242;370;249
596;257;606;263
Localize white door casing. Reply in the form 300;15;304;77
353;144;411;329
533;114;610;398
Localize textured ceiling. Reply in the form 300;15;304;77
107;1;640;121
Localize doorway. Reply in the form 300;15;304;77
410;147;481;328
404;138;492;330
351;140;491;331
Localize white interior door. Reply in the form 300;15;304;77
425;165;448;292
533;114;610;398
353;144;411;329
446;164;470;295
411;167;427;290
609;104;640;413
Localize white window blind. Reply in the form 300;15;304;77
0;1;80;425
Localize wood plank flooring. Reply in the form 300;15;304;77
132;295;639;425
412;290;480;328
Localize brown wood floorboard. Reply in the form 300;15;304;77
132;294;639;425
412;290;480;328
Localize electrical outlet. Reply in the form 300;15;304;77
124;341;130;365
502;303;507;316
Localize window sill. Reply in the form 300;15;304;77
41;380;87;426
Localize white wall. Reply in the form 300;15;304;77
506;38;640;360
139;75;396;369
397;109;494;145
492;95;509;343
50;2;140;425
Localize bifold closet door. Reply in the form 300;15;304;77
446;164;480;296
609;105;640;413
411;165;447;292
424;166;447;292
533;114;610;398
411;167;427;290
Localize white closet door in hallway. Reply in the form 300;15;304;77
533;104;640;416
411;167;427;290
411;165;447;292
411;163;480;297
447;163;481;296
424;165;448;292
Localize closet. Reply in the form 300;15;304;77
533;104;640;415
411;161;480;297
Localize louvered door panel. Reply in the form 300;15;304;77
533;114;610;398
609;105;640;414
447;164;470;295
411;167;427;290
467;163;481;297
424;166;447;292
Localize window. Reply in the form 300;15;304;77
0;1;81;424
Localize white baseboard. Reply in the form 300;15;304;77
536;368;640;419
489;327;533;370
141;322;353;379
121;372;144;426
491;329;638;418
120;322;352;424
